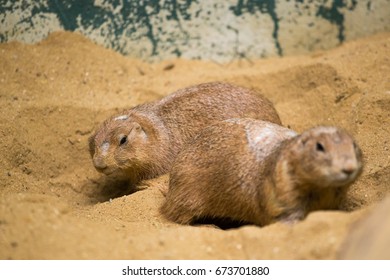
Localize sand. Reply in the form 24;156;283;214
0;31;389;260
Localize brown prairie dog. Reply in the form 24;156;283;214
89;82;281;184
161;118;363;226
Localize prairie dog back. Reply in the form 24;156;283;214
155;82;282;151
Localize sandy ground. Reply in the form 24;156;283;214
0;31;389;260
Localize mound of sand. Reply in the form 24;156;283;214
0;31;389;259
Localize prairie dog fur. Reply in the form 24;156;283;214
89;82;281;184
161;118;363;226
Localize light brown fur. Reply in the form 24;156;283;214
89;82;281;183
161;118;363;226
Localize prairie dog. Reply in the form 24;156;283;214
89;82;281;183
161;118;363;226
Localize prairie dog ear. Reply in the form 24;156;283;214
133;122;142;131
295;130;312;151
128;122;147;140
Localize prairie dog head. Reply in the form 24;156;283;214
288;126;363;188
88;114;148;179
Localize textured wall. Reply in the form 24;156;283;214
1;0;389;62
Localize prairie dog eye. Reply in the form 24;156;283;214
316;142;325;152
119;135;127;146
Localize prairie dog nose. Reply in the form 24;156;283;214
341;158;358;176
93;156;107;170
342;167;355;176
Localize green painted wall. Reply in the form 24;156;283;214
1;0;389;62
